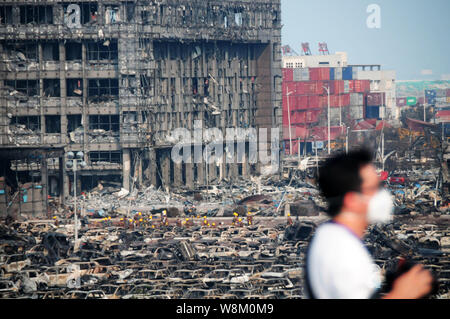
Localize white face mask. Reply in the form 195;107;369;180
366;189;394;224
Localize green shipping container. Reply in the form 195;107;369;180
406;97;417;106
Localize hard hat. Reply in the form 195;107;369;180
129;219;133;222
138;212;142;216
53;216;57;219
238;218;242;222
233;212;238;216
248;212;251;215
120;218;124;221
108;216;111;220
150;216;153;219
203;216;207;219
139;219;143;222
163;210;167;214
287;213;291;217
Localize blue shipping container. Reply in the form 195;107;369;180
330;68;335;81
342;67;353;80
365;106;380;119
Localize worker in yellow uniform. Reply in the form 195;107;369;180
247;212;253;226
232;212;239;226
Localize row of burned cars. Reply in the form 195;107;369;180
0;219;315;299
1;216;449;299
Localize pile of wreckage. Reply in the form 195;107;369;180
0;210;448;299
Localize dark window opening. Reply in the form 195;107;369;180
5;80;39;96
4;42;38;61
88;79;119;97
65;42;82;61
89;151;122;164
66;79;83;97
19;6;53;24
67;115;82;133
43;79;60;97
0;6;13;24
89;115;119;132
122;75;136;94
42;42;59;61
125;2;135;22
87;40;118;61
11;116;41;131
45;115;61;133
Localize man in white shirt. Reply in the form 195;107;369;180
305;149;433;299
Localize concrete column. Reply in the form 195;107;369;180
242;148;249;177
185;162;194;188
161;151;170;189
145;148;158;187
197;163;205;186
174;162;183;187
59;157;65;205
209;161;217;182
123;149;131;190
41;157;48;217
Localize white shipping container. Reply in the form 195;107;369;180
349;106;364;119
335;67;343;80
379;106;386;119
350;93;364;106
293;68;309;81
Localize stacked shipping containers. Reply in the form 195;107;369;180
282;66;373;154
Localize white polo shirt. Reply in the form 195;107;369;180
306;222;381;299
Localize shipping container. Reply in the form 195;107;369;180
309;67;330;81
349;106;364;120
396;98;407;107
447;97;450;104
330;68;335;81
293;68;310;81
447;89;450;97
350;93;364;106
335;67;343;80
291;110;321;124
342;67;353;80
285;82;297;94
436;89;446;98
297;81;324;95
282;68;293;82
333;80;345;94
365;106;380;119
366;92;385;106
344;80;350;93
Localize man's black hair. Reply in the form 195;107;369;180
318;148;373;217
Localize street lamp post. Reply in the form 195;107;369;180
322;86;331;155
66;151;87;249
286;91;294;155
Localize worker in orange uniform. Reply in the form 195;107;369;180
287;213;293;226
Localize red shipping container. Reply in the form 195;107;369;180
282;68;293;82
362;80;371;93
447;89;450;97
366;92;385;106
285;82;297;94
333;80;345;94
309;68;330;81
396;98;407;107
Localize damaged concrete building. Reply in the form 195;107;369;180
0;0;283;214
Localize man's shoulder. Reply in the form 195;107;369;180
310;222;362;253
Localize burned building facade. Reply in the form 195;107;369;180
0;0;282;211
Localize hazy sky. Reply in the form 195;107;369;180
281;0;450;80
